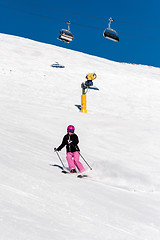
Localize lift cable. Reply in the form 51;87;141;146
5;0;103;20
5;0;160;29
118;31;160;42
0;3;160;42
0;3;65;23
115;20;160;29
0;3;106;30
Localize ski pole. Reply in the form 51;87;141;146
79;152;92;170
69;142;93;170
53;149;65;169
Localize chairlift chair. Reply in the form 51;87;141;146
59;21;74;43
103;17;119;42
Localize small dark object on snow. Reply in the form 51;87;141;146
62;170;69;174
77;174;88;178
51;62;65;68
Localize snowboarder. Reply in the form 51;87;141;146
54;125;85;173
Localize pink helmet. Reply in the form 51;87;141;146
67;125;75;132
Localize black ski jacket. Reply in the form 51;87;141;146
57;133;80;153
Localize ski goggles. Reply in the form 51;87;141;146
67;129;74;132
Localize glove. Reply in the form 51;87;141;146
54;148;58;152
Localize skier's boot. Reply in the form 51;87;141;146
70;169;77;173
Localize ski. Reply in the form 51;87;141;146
62;171;88;178
77;174;88;178
62;170;70;174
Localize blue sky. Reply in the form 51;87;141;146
0;0;160;67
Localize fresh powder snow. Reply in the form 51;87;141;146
0;33;160;240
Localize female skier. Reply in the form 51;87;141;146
54;125;85;173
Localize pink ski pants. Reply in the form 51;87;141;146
66;151;85;173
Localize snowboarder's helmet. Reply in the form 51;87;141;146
67;125;75;132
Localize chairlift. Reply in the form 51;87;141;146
58;21;74;43
103;17;119;42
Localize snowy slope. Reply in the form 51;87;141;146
0;33;160;240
